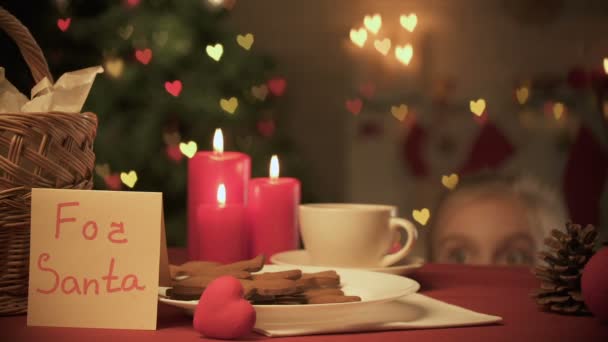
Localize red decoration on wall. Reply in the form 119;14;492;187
403;123;428;177
567;66;590;90
563;126;608;225
472;111;488;126
459;121;514;176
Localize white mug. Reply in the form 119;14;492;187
299;203;418;267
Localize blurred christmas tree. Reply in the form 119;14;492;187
0;0;308;245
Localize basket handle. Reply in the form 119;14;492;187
0;7;54;84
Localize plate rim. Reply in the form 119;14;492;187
270;249;425;271
159;264;420;310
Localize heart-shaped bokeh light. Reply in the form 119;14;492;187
236;33;254;50
57;18;71;32
469;99;486;116
441;173;459;190
395;44;413;65
165;80;183;97
400;14;417;32
220;97;238;114
120;170;138;188
515;87;529;105
251;84;268;101
363;14;382;34
179;141;198;158
206;43;224;61
553;102;565;120
267;78;287;96
374;38;391;56
104;58;124;78
153;31;168;47
395;44;414;65
350;28;367;48
135;48;152;65
95;163;111;178
345;98;363;115
118;25;134;40
391;104;408;121
412;208;430;226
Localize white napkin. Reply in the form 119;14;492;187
254;293;502;337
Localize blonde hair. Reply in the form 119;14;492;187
431;173;568;248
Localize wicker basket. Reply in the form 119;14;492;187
0;7;97;315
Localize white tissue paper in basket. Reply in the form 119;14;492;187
0;65;104;113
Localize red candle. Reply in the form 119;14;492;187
197;184;248;263
248;155;301;259
188;129;250;260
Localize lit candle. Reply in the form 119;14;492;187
197;183;247;263
247;155;301;259
187;128;250;260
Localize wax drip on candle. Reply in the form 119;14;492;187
217;183;226;207
213;128;224;154
270;155;279;181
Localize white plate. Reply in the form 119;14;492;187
158;265;420;326
271;249;425;276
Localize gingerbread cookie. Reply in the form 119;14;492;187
166;256;361;305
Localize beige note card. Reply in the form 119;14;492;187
27;189;170;330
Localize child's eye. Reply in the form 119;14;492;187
447;248;467;264
503;250;533;266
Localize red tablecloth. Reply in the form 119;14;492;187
3;249;607;342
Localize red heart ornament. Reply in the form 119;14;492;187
193;276;256;339
267;77;287;96
135;48;152;65
126;0;140;7
165;80;182;97
104;174;122;191
57;18;71;32
257;119;276;138
346;98;363;115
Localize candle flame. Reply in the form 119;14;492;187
270;155;279;180
217;183;226;206
213;128;224;153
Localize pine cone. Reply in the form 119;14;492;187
532;222;598;315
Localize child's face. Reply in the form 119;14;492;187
432;194;536;266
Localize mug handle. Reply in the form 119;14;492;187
380;217;418;267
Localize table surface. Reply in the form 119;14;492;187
3;249;607;342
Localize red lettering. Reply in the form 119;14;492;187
102;258;121;293
36;256;143;296
108;222;128;244
83;278;99;295
82;220;98;240
121;274;146;291
61;276;82;295
55;202;79;239
36;253;59;294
